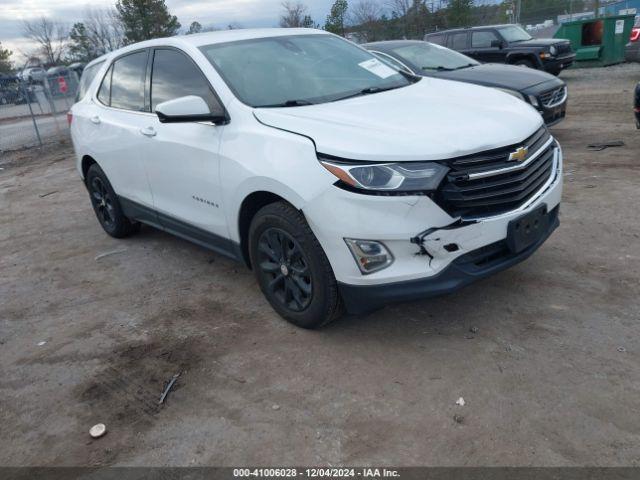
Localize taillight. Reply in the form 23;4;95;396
631;27;640;42
67;111;73;126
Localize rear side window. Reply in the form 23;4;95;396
449;32;468;50
76;61;104;102
97;65;113;105
428;34;445;46
472;31;499;48
109;51;148;111
150;48;220;112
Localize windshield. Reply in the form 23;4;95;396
390;42;479;71
498;25;532;42
199;34;413;107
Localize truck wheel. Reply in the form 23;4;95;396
249;201;343;329
86;164;140;238
514;59;535;69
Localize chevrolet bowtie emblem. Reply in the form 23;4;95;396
509;146;528;162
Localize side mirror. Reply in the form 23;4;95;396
491;39;506;49
155;95;227;124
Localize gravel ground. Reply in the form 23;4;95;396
1;63;639;467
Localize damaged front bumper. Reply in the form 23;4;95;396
339;206;559;314
303;144;563;314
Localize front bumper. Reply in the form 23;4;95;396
339;206;559;314
543;54;576;72
303;143;563;313
626;42;640;63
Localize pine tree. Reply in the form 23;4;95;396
447;0;473;28
324;0;349;36
187;21;202;34
68;23;95;63
0;42;12;73
116;0;181;44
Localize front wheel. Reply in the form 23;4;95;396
249;202;343;328
514;59;535;69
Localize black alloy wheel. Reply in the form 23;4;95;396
86;163;139;238
257;227;313;312
90;176;116;231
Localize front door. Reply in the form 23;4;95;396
139;47;230;248
470;30;507;63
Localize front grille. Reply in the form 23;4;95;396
539;86;566;108
436;127;556;218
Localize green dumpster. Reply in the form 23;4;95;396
554;14;635;67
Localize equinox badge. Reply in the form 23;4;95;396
509;146;528;162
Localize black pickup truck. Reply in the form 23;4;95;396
425;24;575;76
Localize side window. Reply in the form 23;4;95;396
472;31;499;48
429;34;445;46
150;48;221;113
110;51;148;111
76;61;104;102
449;32;468;50
97;64;113;106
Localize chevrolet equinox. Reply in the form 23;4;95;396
70;29;563;328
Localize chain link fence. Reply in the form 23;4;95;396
0;70;79;154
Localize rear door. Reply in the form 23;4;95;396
447;31;472;56
85;50;155;209
140;47;230;244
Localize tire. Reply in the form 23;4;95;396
86;163;140;238
549;69;562;76
249;201;343;329
514;59;535;69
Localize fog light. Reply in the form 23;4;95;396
344;239;394;274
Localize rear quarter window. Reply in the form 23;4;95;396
428;34;445;46
76;61;104;102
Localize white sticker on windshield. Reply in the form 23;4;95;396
358;58;397;79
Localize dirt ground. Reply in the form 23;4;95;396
1;63;639;467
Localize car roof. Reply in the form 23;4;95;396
363;40;426;50
428;24;516;34
85;28;329;69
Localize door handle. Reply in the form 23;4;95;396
140;126;157;137
90;116;101;124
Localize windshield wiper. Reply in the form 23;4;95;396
422;66;455;71
256;99;315;108
454;63;477;70
332;84;404;102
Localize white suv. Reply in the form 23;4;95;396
70;29;563;328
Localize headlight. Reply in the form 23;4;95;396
494;87;526;102
320;159;449;193
549;46;557;56
528;94;540;107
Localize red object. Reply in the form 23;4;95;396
67;111;73;126
57;76;68;94
631;27;640;42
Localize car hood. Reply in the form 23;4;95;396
253;77;543;162
429;63;563;91
513;38;570;48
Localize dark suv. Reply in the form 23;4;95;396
426;24;575;76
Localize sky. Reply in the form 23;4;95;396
0;0;336;63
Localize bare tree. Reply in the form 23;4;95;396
22;16;68;66
84;8;124;54
387;0;411;37
350;0;383;41
279;1;309;28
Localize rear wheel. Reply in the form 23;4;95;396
86;164;140;238
249;202;343;328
